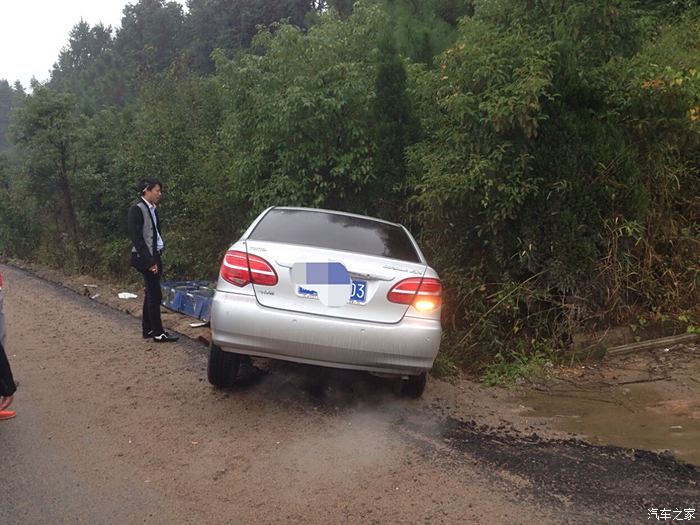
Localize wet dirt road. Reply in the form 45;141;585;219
1;264;698;524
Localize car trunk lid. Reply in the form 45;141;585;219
246;240;427;324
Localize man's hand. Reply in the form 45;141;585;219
149;264;159;274
0;394;14;411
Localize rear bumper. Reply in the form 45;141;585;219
211;291;441;376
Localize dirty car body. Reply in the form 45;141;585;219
209;207;442;395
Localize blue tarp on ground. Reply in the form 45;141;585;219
160;281;215;321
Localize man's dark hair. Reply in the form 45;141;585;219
137;178;162;195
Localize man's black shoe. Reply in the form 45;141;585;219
153;331;179;343
143;330;154;339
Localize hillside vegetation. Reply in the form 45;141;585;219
1;0;698;373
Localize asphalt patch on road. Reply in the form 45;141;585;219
403;414;700;521
236;362;700;520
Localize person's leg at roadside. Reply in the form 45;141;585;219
0;342;17;420
141;268;163;337
143;255;178;342
141;275;154;338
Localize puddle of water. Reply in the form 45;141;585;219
520;383;700;467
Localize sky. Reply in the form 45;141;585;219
0;0;185;89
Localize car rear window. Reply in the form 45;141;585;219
249;209;421;263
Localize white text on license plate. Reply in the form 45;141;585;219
297;279;368;303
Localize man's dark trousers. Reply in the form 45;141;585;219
140;252;164;336
0;342;16;398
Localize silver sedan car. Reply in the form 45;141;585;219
208;207;442;397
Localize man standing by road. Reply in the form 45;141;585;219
128;178;179;343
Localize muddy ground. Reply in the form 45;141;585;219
1;262;698;524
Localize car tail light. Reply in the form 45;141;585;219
220;250;278;287
387;277;442;312
0;273;3;289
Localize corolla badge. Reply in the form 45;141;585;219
382;264;422;275
291;262;352;308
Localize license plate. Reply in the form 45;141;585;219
350;280;367;303
297;279;368;304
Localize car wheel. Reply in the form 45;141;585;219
400;372;427;398
207;342;240;388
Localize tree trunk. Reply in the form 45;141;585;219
57;142;80;261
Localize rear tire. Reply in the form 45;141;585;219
207;342;240;388
400;372;427;398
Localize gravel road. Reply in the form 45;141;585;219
1;265;697;524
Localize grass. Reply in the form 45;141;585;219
480;345;555;387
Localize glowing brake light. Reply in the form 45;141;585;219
220;250;278;287
387;277;442;312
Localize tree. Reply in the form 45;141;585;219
186;0;316;74
11;87;83;265
50;21;126;110
124;59;238;277
115;0;187;80
0;80;25;151
372;37;418;220
216;5;387;214
320;0;475;64
0;153;38;258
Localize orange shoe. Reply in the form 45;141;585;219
0;410;16;420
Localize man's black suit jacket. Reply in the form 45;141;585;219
127;198;162;272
